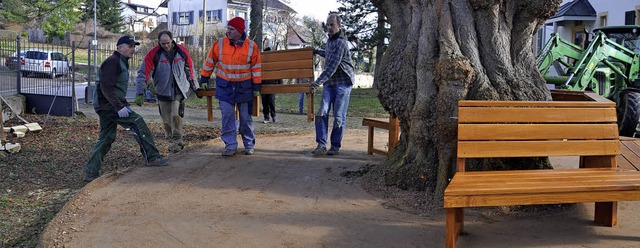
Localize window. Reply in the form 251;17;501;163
178;12;191;25
626;10;635;25
599;12;608;27
206;10;222;23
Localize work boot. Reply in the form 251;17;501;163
222;149;237;157
147;156;170;167
311;145;327;156
272;116;277;123
244;148;254;155
83;172;98;182
327;147;340;155
262;119;269;124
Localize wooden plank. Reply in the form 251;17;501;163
263;60;313;71
458;124;618;140
457;140;620;158
261;84;311;94
263;69;314;81
458;107;617;123
362;118;392;129
617;154;635;170
621;140;640;170
459;100;615;108
444;190;640;208
261;47;313;62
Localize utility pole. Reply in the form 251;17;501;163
202;0;207;55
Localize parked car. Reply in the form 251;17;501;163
5;51;25;70
21;49;70;78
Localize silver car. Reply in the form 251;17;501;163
22;49;70;78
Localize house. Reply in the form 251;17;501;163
160;0;299;48
121;0;161;36
538;0;640;52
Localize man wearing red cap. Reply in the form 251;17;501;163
200;17;262;156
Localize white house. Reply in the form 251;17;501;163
538;0;640;51
121;0;160;35
160;0;300;49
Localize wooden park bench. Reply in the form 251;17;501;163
196;47;315;122
362;117;399;155
444;91;640;247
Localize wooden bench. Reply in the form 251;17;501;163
196;47;315;122
362;117;399;155
444;96;640;247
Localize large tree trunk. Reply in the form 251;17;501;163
249;0;264;49
370;0;562;199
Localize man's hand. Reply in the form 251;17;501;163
311;82;321;90
117;107;131;118
134;95;144;106
200;83;208;90
253;90;260;97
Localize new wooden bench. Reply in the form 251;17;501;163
196;47;315;122
444;93;640;247
362;117;399;155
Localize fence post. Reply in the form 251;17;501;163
86;41;92;104
16;35;21;94
72;41;76;116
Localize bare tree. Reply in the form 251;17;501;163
370;0;562;199
250;0;264;49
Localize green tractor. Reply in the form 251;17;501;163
537;25;640;136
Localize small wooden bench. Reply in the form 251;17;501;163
444;96;640;247
362;117;399;155
196;47;315;122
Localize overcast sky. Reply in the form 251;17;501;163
127;0;340;21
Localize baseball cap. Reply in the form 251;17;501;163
117;35;140;46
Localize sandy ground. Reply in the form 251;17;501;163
40;126;640;247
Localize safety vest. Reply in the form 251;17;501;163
201;36;261;84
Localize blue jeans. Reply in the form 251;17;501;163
220;100;255;150
298;93;305;114
315;83;352;149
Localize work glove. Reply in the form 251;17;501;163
134;95;144;106
199;76;209;89
253;90;260;97
117;107;131;118
311;82;321;90
200;83;208;90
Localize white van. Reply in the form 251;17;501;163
22;49;70;78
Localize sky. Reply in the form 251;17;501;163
126;0;341;22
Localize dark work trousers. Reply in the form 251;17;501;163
261;93;276;121
85;107;162;176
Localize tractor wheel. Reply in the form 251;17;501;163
619;88;640;137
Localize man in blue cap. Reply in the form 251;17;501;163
84;35;169;182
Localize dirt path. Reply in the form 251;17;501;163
40;130;640;247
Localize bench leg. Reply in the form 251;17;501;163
206;96;213;122
594;201;617;227
446;208;463;248
367;127;374;155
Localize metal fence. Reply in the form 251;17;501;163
0;33;212;116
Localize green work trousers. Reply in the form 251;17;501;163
158;94;184;152
85;107;161;176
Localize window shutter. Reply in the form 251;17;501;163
199;10;203;17
626;11;636;25
190;11;195;24
217;9;222;21
172;12;178;25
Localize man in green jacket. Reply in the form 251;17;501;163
84;35;169;182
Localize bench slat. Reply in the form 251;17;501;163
458;107;617;123
458;124;618;140
263;60;313;71
260;84;311;94
459;100;615;108
263;69;314;81
262;48;313;62
445;190;640;208
458;140;620;158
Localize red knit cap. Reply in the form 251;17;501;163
228;17;245;34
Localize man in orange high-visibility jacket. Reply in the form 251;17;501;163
200;17;261;157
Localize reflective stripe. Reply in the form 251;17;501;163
206;57;215;64
203;64;214;71
218;63;251;70
215;69;252;79
251;63;261;69
247;40;254;63
252;72;261;77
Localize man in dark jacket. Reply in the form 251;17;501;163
135;30;197;153
260;47;282;123
310;13;355;156
84;35;169;183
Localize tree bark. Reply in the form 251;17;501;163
370;0;561;199
250;0;264;49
